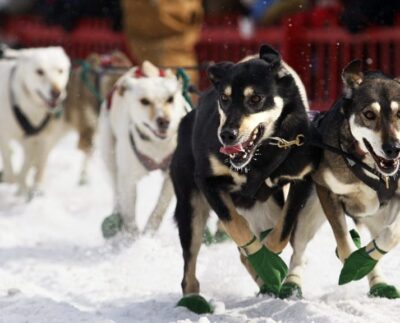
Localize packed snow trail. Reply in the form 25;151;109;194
0;134;399;323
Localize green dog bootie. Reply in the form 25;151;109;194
177;294;213;314
369;283;400;299
339;247;378;285
101;213;123;239
246;245;288;296
279;282;303;299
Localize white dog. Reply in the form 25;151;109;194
99;61;190;238
0;47;71;197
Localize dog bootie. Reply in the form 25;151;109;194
244;239;288;296
177;294;213;314
278;282;302;299
369;283;400;299
339;247;378;285
101;213;123;239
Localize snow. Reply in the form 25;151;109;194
0;133;400;323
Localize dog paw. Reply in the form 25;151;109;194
247;245;288;296
101;213;123;239
369;283;400;299
278;282;302;299
339;247;378;285
177;294;214;314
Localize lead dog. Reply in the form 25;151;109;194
0;47;70;197
287;60;400;299
171;45;321;304
99;61;190;238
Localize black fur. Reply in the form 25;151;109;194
171;45;321;294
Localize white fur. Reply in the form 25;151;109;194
0;47;71;197
99;63;188;235
349;114;385;158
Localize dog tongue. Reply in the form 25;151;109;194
220;144;243;155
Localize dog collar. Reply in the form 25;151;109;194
9;66;52;137
129;131;172;172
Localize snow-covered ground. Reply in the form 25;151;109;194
0;133;400;323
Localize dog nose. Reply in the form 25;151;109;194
51;88;61;100
156;117;170;131
220;128;238;145
382;142;400;159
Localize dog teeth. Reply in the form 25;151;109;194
243;153;248;158
230;154;234;158
254;128;259;135
249;141;254;146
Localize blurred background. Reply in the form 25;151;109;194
1;0;400;110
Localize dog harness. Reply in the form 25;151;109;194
9;66;52;137
309;106;399;205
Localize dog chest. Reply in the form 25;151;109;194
322;168;380;216
209;154;247;191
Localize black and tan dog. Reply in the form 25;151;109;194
293;60;400;299
171;45;321;307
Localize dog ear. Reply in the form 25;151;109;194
342;59;363;97
208;62;234;87
142;60;160;77
259;44;281;70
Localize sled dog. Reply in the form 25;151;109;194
0;46;70;197
99;61;190;237
171;45;321;300
296;60;400;298
63;51;131;184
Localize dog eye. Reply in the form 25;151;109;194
220;94;229;103
249;95;262;105
140;98;151;106
363;110;376;120
166;96;174;104
36;69;44;76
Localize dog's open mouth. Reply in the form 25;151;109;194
37;91;59;109
363;139;400;176
219;125;265;169
143;123;168;140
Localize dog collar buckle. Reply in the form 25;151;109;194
269;134;305;149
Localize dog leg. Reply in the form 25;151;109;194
117;174;139;236
354;206;400;298
197;176;287;296
280;190;325;298
316;184;355;262
144;173;173;233
177;192;209;295
265;178;314;254
31;141;53;197
0;140;15;183
79;153;90;186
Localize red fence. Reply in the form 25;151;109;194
3;13;400;110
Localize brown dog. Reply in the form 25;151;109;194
62;51;132;184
